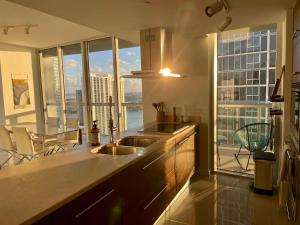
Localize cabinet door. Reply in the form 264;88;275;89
34;178;124;225
175;141;188;190
175;133;196;190
134;183;168;225
73;188;123;225
186;133;195;178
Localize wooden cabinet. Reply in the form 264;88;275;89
175;131;196;190
34;175;124;225
34;127;196;225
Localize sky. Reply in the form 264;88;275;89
63;46;142;98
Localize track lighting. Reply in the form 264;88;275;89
25;26;30;35
205;0;224;17
219;16;232;32
3;27;8;35
0;24;38;35
205;0;232;32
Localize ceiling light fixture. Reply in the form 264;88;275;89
205;0;224;17
159;68;181;78
25;26;30;35
0;24;38;35
205;0;232;32
3;27;9;35
219;16;232;32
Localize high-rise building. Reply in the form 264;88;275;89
217;28;277;146
75;90;84;125
90;73;113;135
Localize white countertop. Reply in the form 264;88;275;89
0;124;195;225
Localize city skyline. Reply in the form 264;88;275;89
63;46;141;96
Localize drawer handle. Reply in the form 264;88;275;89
142;152;166;170
177;132;196;147
75;189;115;219
143;185;167;211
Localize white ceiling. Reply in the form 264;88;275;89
4;0;296;47
0;0;104;48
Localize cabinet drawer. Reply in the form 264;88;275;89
138;184;168;225
141;149;175;183
34;177;122;225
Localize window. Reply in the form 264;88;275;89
88;38;116;136
39;37;143;141
62;43;87;132
216;25;277;168
118;39;143;130
40;48;63;126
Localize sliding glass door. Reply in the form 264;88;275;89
61;43;88;134
118;39;143;130
88;38;117;137
39;48;63;127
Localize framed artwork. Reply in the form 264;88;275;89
11;74;31;109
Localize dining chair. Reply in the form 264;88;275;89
46;117;59;127
233;122;272;170
54;118;80;152
12;127;44;163
0;126;17;169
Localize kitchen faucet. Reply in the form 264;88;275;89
109;96;117;143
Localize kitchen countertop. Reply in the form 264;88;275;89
0;123;196;225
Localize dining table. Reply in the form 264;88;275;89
3;122;82;154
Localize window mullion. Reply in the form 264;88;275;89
57;46;66;126
112;36;122;131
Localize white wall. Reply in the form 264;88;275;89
142;34;213;175
0;43;42;125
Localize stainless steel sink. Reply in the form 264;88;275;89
96;144;138;155
117;136;159;148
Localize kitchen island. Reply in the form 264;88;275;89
0;123;198;225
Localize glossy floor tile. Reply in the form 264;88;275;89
156;174;292;225
217;147;254;175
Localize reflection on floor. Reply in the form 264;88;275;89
217;147;255;175
155;174;291;225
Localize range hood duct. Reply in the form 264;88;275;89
129;27;181;78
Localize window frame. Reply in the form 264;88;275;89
38;36;143;140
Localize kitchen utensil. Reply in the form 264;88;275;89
157;102;164;112
152;103;158;112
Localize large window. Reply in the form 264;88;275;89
40;48;63;127
39;37;142;140
217;27;276;146
118;39;143;130
88;38;116;136
216;26;277;173
62;43;87;132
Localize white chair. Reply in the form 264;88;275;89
0;126;17;169
46;117;59;127
12;127;44;163
49;118;80;152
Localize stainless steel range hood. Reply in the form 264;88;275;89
123;27;181;78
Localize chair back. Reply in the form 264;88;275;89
66;118;79;129
234;122;272;152
46;117;59;126
0;126;15;151
65;118;79;142
12;127;34;156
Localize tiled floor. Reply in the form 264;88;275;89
155;174;291;225
217;147;255;175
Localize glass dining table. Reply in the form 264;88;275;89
4;122;82;153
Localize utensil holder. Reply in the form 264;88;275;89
156;111;165;123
